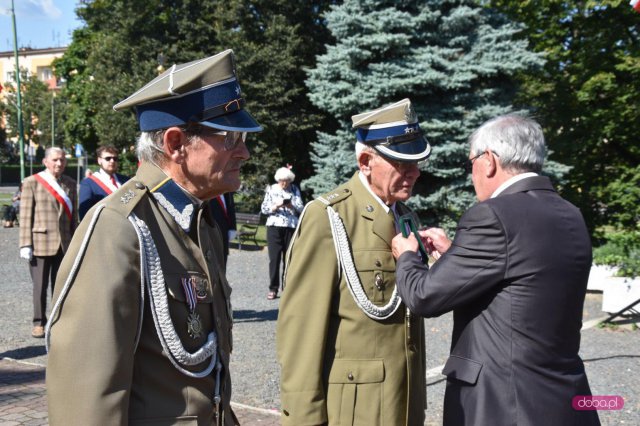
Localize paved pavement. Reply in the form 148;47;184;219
1;221;639;425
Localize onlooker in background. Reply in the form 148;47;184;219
19;147;76;338
392;114;600;426
276;99;430;425
3;183;22;228
210;192;237;267
78;145;130;220
260;167;303;299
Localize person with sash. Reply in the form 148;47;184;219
46;50;262;425
78;144;130;220
276;99;430;425
19;146;77;338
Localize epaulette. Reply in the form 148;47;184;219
316;188;352;207
98;179;149;217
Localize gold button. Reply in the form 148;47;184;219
347;372;354;381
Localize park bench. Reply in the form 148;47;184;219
234;212;261;249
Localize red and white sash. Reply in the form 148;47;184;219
88;172;117;195
34;171;73;221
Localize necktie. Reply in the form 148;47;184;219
110;175;117;188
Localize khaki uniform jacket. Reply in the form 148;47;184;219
46;162;237;426
277;172;426;426
19;173;77;256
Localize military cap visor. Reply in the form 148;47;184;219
113;50;262;132
356;122;431;162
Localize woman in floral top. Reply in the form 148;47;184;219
261;167;304;299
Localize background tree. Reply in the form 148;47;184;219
53;0;335;211
305;0;546;229
488;0;640;236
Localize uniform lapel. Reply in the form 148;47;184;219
350;174;395;246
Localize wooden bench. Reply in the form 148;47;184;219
234;212;261;249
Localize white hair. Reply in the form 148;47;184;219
469;114;546;174
274;167;295;182
44;146;65;159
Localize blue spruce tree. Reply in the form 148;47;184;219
304;0;547;229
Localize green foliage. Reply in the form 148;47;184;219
53;0;334;209
305;0;545;229
488;0;640;234
593;227;640;278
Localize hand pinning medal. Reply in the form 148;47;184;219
181;278;203;339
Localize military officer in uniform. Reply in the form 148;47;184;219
46;50;262;425
276;99;430;425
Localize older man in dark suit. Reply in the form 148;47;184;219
392;115;600;426
19;147;76;338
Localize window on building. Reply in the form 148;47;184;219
37;66;53;82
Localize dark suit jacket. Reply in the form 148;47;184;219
78;172;130;220
396;175;600;426
209;192;237;265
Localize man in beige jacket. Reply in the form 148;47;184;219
277;99;430;425
46;50;262;425
19;147;76;338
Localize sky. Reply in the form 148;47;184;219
0;0;82;52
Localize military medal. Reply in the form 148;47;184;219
187;312;203;339
181;278;202;339
194;277;208;300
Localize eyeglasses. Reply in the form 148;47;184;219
101;156;119;162
201;128;247;151
462;151;499;174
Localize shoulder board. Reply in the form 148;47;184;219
99;179;148;217
316;188;352;206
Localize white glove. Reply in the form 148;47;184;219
20;246;33;261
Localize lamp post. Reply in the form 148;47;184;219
51;92;55;147
10;0;26;181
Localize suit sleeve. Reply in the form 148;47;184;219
78;179;94;221
46;208;141;425
396;202;507;317
18;178;35;248
276;201;337;425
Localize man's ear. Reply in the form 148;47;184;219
358;151;373;176
485;150;498;177
163;127;186;163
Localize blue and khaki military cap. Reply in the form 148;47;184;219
113;49;262;133
352;98;431;162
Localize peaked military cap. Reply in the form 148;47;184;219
352;98;431;162
113;49;262;133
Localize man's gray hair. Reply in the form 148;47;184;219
136;126;201;165
44;146;65;159
469;114;546;174
137;130;166;164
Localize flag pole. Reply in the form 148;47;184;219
10;0;26;181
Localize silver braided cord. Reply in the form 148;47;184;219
129;214;219;379
326;206;402;320
46;204;107;352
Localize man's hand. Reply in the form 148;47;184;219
392;232;419;260
20;246;33;261
419;228;452;260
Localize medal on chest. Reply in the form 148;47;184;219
181;277;203;339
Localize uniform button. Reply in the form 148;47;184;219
347;372;354;381
283;409;289;416
409;344;417;352
343;189;349;193
375;274;384;290
366;205;374;212
375;259;382;267
135;182;145;189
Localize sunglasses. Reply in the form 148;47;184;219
101;156;119;162
462;151;500;174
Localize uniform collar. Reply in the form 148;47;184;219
356;171;395;214
142;163;201;233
